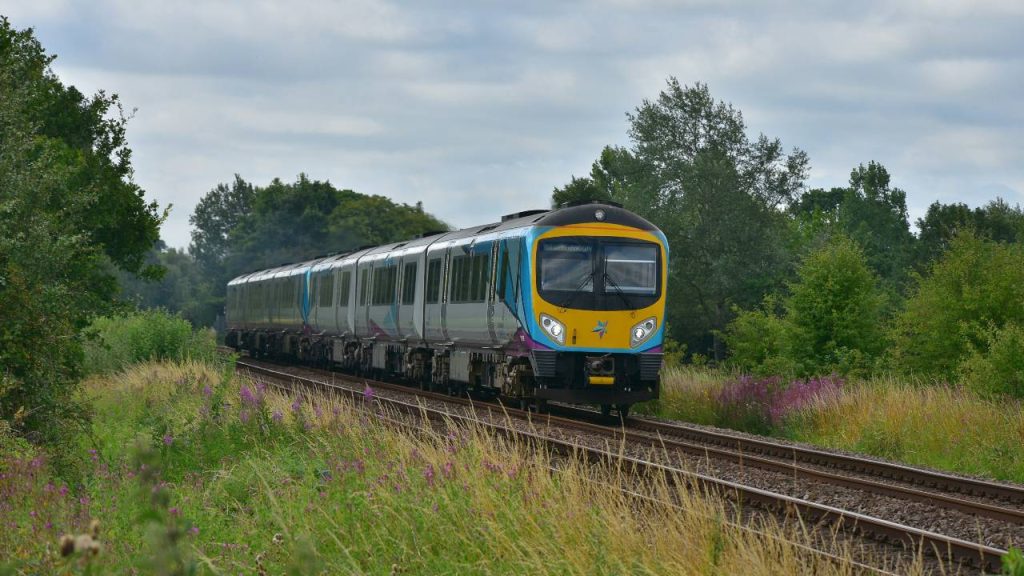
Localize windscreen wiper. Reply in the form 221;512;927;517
557;271;595;310
602;272;636;309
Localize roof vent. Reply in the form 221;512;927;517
418;230;446;238
501;209;548;222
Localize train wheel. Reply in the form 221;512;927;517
600;404;612;418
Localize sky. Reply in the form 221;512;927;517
5;0;1023;249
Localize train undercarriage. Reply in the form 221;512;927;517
225;328;660;417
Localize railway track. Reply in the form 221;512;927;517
225;352;1012;573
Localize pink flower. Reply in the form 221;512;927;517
163;434;174;446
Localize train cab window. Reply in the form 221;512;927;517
338;271;351;306
318;273;334;307
401;262;417;304
604;243;658;295
539;240;594;292
426;259;442;303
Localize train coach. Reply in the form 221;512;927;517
224;201;668;417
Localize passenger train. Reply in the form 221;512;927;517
224;201;668;417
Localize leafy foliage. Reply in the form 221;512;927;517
891;232;1024;380
83;310;216;375
725;237;885;376
790;162;915;291
0;18;162;442
188;173;448;320
958;324;1024;398
554;80;808;359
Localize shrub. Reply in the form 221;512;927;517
959;324;1024;398
892;232;1024;379
723;296;792;376
723;236;885;377
83;310;216;374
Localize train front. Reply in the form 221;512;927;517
522;202;668;416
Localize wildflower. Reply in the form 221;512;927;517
163;434;174;446
442;461;454;478
190;526;199;536
169;507;180;516
240;385;256;406
272;410;283;424
202;384;212;397
272;532;284;545
59;485;68;497
291;395;302;413
240;409;250;424
363;385;375;401
423;464;435;488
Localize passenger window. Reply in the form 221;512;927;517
339;271;351;306
402;262;417;304
426;259;442;303
319;274;334;308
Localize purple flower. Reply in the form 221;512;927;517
240;385;257;407
202;384;212;397
163;434;174;446
442;461;454;478
272;410;283;423
423;464;435;488
190;526;199;536
363;386;375;401
169;507;180;516
291;395;302;413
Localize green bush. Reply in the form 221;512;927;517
959;324;1024;398
891;232;1024;380
723;296;793;376
83;310;216;374
724;236;885;377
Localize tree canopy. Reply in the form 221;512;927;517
0;17;163;442
185;173;449;321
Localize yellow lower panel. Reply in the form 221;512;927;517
589;376;614;386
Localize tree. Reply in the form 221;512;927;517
790;162;915;290
891;232;1024;380
0;18;163;442
725;237;886;376
551;175;610;207
555;79;808;359
189;174;449;322
914;198;1024;269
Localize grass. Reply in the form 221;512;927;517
0;359;921;575
647;366;1024;484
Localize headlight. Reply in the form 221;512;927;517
630;317;657;347
539;314;565;344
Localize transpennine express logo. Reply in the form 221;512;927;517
592;320;608;339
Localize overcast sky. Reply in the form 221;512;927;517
6;1;1023;248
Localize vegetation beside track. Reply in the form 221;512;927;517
1;359;904;575
639;367;1024;484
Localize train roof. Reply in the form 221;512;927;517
227;201;656;284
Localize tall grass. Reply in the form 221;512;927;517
0;360;922;574
651;368;1024;483
82;309;215;374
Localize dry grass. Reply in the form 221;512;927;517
0;360;932;574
